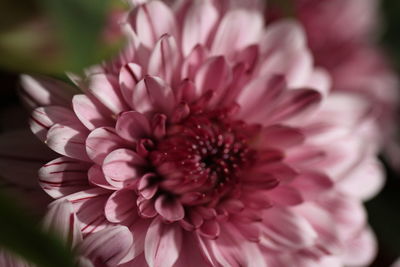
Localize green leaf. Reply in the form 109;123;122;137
0;190;75;267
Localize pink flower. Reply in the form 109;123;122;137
8;0;382;266
268;0;399;148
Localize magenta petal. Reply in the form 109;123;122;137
39;157;91;198
144;217;183;267
105;189;139;224
72;95;114;130
79;226;133;266
155;195;184;222
102;148;145;188
116;111;151;143
86;127;126;165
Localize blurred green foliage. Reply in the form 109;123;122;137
0;191;75;267
0;0;124;74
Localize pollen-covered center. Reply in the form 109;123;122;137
150;111;258;201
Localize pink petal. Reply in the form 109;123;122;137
46;123;90;161
262;208;317;250
72;94;114;130
87;74;128;115
182;0;218;56
63;188;110;235
235;75;286;122
39;157;91;198
116;111;151;143
132;76;175;115
129;1;177;48
119;63;143;107
79;226;133;266
199;220;220;239
291;172;333;200
86;127;126;165
256;125;305;149
267;186;303;206
338;158;384;201
155;195;185;222
88;164;115;190
212;10;263;55
342;227;377;267
148;34;179;83
30;106;78;142
138;174;158;199
20;75;77;109
104;189;139;224
102;148;145;188
144;217;183;267
181;45;207;81
172;234;213;267
268;89;322;123
317;193;366;240
260;20;306;56
42;200;82;247
194;56;231;106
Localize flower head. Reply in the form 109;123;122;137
19;0;382;266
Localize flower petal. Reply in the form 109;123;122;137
116;111;151;143
145;217;183;267
30;106;78;142
155;195;185;222
129;1;177;48
212;10;263;55
87;74;128;115
132;76;175;115
20;75;77;109
102;148;145;188
42;200;82;247
46;123;90;161
72;94;114;130
39;157;91;198
182;0;218;56
104;189;139;224
86;127;127;165
79;226;133;266
148;34;179;83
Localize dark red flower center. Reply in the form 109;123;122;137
150;110;259;203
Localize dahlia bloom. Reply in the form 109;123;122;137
3;0;384;266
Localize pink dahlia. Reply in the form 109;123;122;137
9;0;382;266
